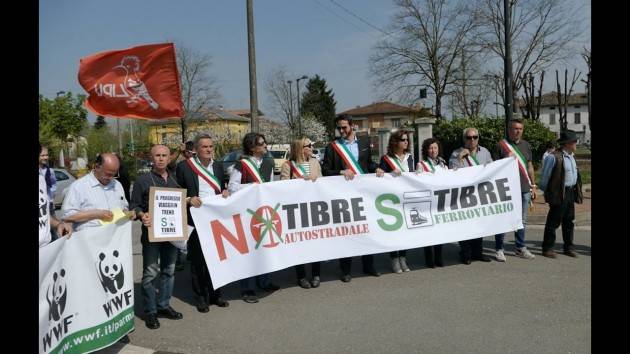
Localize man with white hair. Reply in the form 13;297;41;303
449;127;493;265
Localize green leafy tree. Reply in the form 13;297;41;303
433;117;555;169
94;115;107;130
39;92;88;166
300;75;337;138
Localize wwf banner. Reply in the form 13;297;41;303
191;158;523;289
39;222;134;354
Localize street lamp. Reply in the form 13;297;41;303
296;75;308;137
287;80;294;137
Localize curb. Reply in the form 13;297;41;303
97;343;155;354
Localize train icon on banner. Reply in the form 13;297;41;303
402;190;434;229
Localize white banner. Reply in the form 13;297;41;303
191;158;523;289
39;221;134;354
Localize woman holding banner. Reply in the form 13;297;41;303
280;137;323;289
417;138;448;268
378;130;415;274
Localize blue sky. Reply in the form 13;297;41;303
39;0;590;122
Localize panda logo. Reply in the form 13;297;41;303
39;188;48;228
46;269;67;322
96;250;125;295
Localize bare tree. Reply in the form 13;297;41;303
519;71;545;121
175;42;222;141
555;68;581;131
449;48;495;118
264;66;298;136
581;47;591;132
370;0;479;118
476;0;585;111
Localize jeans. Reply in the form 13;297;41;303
495;191;531;250
141;241;178;314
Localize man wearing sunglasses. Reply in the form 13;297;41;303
322;115;384;282
448;128;493;264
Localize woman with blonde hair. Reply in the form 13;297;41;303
280;137;323;288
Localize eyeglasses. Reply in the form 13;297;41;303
400;138;408;142
256;141;267;146
336;126;349;131
303;143;314;148
465;135;479;140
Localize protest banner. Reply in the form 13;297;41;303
39;222;134;354
191;158;523;289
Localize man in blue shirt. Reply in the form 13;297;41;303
539;130;583;258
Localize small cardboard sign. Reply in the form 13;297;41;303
148;187;188;242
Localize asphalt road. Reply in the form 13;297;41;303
108;221;591;354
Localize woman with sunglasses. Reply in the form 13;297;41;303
417;138;448;268
378;130;415;274
280;137;323;288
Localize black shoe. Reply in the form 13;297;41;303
340;274;352;283
311;276;320;288
210;297;230;307
363;267;381;277
298;278;311;289
473;255;492;262
145;313;160;329
460;257;472;265
196;303;209;313
242;291;259;303
261;283;280;292
157;306;183;320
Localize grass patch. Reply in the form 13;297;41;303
535;168;591;185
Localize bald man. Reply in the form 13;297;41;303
61;152;134;231
130;144;184;329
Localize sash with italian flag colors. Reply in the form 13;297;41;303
187;157;222;194
498;139;532;187
465;154;480;167
331;139;365;175
419;159;436;173
383;155;405;172
289;161;307;178
241;157;266;183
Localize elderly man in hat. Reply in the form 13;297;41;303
539;130;583;258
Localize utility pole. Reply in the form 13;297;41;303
117;119;123;155
296;75;308;137
503;0;514;137
287;80;294;138
246;0;260;133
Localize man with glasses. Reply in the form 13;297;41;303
61;152;135;232
448;128;493;265
228;132;280;303
322;115;385;282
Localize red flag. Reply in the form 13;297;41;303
78;43;184;119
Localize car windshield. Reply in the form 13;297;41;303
269;151;286;159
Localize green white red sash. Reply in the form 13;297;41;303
465;154;480;167
383;154;405;172
499;139;532;187
187;157;222;194
332;139;364;175
419;159;436;173
289;161;307;178
241;157;266;183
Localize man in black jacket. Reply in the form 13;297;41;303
321;115;384;282
176;134;230;312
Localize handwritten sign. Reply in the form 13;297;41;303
148;187;188;242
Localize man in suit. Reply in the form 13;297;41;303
321;115;385;282
176;133;230;312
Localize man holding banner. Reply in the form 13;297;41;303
322;115;385;282
176;134;230;312
228;133;280;303
493;119;537;261
449;128;493;264
61;153;134;231
130;144;184;329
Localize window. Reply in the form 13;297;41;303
574;105;581;109
575;113;581;124
549;114;556;125
54;170;69;181
391;118;401;128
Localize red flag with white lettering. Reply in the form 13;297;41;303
78;43;184;119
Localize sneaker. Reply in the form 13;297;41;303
391;257;402;274
495;249;506;262
399;256;411;272
515;247;535;259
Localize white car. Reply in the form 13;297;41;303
52;168;76;209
